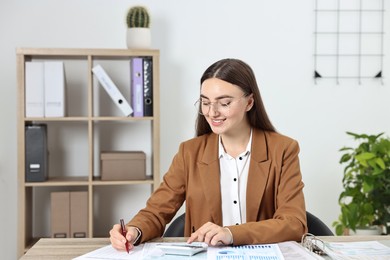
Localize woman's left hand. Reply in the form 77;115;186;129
186;222;233;246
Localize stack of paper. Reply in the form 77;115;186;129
322;241;390;260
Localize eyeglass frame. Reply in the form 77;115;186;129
194;94;248;116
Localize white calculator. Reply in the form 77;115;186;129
156;242;208;256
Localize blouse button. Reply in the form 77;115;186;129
233;200;237;204
233;178;237;181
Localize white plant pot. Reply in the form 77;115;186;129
126;28;151;49
350;226;382;236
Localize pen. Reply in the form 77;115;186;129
120;219;130;253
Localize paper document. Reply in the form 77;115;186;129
73;242;207;260
207;243;285;260
73;241;332;260
322;240;390;260
73;244;143;259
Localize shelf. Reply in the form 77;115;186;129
24;176;89;187
16;47;160;57
17;48;160;257
23;116;154;122
24;117;90;122
92;176;154;186
23;176;156;187
92;116;154;121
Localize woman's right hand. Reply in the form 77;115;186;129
109;224;139;251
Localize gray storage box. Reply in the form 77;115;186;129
101;151;146;181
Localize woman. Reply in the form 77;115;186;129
110;58;307;251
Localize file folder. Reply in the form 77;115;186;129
51;192;70;238
25;124;48;182
131;57;144;117
51;191;88;238
143;57;153;116
92;64;133;117
44;61;65;117
25;62;44;117
70;191;88;238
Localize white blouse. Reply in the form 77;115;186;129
219;130;252;227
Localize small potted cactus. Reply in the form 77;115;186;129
126;6;151;49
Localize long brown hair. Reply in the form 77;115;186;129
195;58;276;136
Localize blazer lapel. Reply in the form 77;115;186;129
195;131;270;224
197;134;223;225
246;130;271;222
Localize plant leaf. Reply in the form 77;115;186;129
375;158;385;169
356;152;375;161
362;181;373;193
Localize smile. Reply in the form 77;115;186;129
210;118;226;126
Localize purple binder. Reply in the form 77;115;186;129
131;58;144;117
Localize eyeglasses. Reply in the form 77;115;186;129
194;95;245;116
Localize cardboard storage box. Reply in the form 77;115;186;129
51;192;70;238
101;151;146;181
51;191;88;238
70;191;88;238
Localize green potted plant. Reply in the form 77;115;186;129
333;132;390;235
126;6;151;49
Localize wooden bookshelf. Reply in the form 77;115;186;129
16;48;160;257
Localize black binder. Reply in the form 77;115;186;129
143;57;153;116
25;124;48;182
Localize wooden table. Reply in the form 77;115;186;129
20;237;185;260
20;236;390;260
20;238;110;260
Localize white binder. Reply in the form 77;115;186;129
25;62;44;117
92;64;133;117
44;61;65;117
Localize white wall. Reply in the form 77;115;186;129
1;0;389;258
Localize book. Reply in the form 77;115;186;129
25;62;44;117
143;57;153;116
44;61;65;117
92;64;133;117
130;57;144;117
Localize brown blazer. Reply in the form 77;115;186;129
128;129;307;245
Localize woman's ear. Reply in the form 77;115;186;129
246;94;254;111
